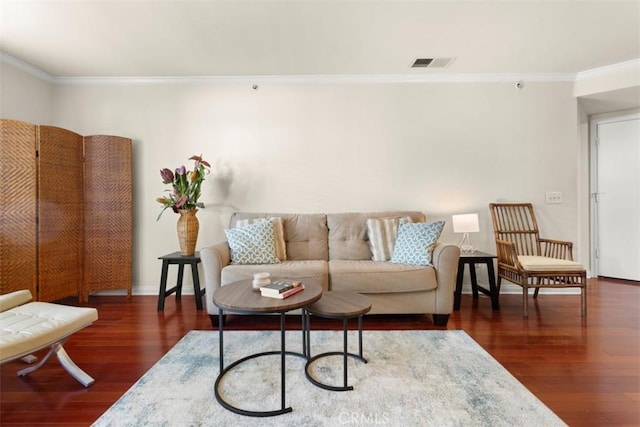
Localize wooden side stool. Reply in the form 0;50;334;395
454;251;500;310
157;251;205;311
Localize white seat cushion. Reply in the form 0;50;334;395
518;256;584;272
0;302;98;363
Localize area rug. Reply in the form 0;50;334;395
93;330;565;427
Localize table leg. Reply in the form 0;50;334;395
280;313;286;411
342;318;348;389
358;315;364;360
190;263;203;310
302;309;309;358
304;314;364;392
486;260;500;310
469;262;479;299
454;261;465;310
176;264;185;300
157;260;170;311
218;310;224;372
214;308;297;417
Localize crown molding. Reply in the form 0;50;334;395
0;51;576;85
0;52;56;83
575;58;640;81
52;73;577;86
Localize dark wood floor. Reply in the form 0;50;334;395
1;278;638;426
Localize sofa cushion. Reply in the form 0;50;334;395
225;219;280;265
222;260;329;291
328;260;437;293
328;211;426;260
283;214;329;261
231;213;328;261
391;221;445;266
366;216;412;261
235;217;287;261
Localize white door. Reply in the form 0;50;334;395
595;115;640;281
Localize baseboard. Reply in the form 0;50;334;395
92;283;581;297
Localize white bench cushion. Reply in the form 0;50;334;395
0;290;33;312
0;302;98;363
518;256;584;272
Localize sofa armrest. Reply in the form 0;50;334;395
200;242;231;315
431;241;461;314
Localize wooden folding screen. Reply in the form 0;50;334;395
38;126;85;302
0;119;132;302
83;135;133;300
0;119;38;296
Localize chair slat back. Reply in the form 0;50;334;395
489;203;541;256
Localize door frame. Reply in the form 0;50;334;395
589;110;640;277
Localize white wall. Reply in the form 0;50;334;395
0;63;584;295
48;80;580;295
0;61;53;124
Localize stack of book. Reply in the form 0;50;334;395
260;281;305;299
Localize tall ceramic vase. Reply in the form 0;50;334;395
177;209;199;256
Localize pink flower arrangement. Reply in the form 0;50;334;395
156;155;211;220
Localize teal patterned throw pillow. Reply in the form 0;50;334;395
235;217;287;261
390;221;445;266
225;219;280;265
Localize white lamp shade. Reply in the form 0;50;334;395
452;213;480;233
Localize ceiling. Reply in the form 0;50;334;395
1;0;639;78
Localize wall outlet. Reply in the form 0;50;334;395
545;191;562;204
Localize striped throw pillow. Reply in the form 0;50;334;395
366;216;412;262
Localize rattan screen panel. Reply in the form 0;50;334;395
83;135;132;299
38;126;84;302
0;119;37;296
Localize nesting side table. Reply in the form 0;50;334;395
304;291;371;391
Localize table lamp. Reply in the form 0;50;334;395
452;213;479;254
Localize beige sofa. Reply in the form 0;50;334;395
201;211;460;326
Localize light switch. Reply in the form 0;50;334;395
545;192;562;204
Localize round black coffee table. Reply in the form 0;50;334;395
212;279;322;417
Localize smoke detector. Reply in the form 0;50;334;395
411;57;455;68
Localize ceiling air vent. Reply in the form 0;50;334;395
411;57;455;68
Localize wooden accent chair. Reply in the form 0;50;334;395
488;203;586;317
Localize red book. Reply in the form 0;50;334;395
261;284;305;299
